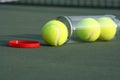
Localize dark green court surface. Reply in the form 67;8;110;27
0;5;120;80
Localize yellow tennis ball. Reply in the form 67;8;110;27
41;20;68;46
76;18;100;42
97;17;117;41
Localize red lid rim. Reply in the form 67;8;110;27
9;40;40;48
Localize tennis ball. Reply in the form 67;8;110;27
76;18;100;42
97;17;117;40
41;20;68;46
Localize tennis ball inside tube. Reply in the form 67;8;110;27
76;18;100;42
41;20;68;46
97;17;117;41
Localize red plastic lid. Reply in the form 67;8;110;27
9;40;40;48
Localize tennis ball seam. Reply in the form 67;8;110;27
55;25;60;46
87;27;100;41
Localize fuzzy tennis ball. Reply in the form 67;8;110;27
76;18;100;42
41;20;68;46
97;17;117;41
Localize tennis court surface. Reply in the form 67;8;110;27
0;0;120;80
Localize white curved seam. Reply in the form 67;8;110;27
55;26;60;46
87;27;99;40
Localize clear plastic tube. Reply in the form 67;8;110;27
56;15;120;43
